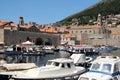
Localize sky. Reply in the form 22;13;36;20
0;0;101;24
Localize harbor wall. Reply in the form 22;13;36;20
4;30;60;46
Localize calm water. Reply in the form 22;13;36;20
36;51;71;66
0;49;119;67
37;49;120;66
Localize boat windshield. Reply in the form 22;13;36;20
101;64;112;73
46;62;60;67
46;61;52;66
53;62;60;67
79;77;89;80
91;63;100;70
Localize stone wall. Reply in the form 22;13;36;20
4;30;60;46
90;38;120;46
0;29;4;44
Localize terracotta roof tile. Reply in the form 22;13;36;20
19;25;32;29
40;27;58;33
0;20;17;27
70;25;101;30
61;34;73;38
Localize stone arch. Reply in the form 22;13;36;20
35;38;43;45
44;38;52;46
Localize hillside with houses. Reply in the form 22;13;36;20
0;0;120;47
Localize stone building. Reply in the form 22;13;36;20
60;34;75;45
69;25;112;45
0;19;60;46
0;20;17;44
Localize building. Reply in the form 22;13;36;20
60;34;75;45
0;18;60;46
69;25;110;45
0;20;17;44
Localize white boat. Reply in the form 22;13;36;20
9;58;86;79
78;56;120;80
70;54;93;67
0;63;37;80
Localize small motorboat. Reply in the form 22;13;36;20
0;63;37;80
78;56;120;80
10;58;86;80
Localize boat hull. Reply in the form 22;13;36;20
12;67;85;80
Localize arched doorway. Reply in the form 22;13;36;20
45;38;52;46
35;38;43;45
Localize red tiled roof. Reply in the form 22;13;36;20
40;27;58;33
19;25;32;29
61;34;73;38
70;25;101;30
0;20;17;27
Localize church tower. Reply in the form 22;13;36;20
19;17;24;25
97;14;102;26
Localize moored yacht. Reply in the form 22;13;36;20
10;58;86;80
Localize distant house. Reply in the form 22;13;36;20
0;20;17;30
39;26;58;33
60;34;75;45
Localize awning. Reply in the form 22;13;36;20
22;41;34;45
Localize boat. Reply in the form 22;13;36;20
7;58;86;80
0;63;37;80
70;54;93;68
78;56;120;80
99;45;118;53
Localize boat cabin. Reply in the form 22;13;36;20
46;58;75;68
10;58;85;80
78;56;120;80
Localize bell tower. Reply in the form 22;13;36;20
19;17;24;25
97;14;102;26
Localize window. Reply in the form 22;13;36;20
80;31;82;33
61;63;65;68
85;30;87;33
101;64;111;73
99;29;101;34
89;30;92;33
91;79;97;80
67;63;71;68
71;31;73;34
46;61;52;65
114;64;119;73
54;62;59;66
91;63;100;70
79;77;89;80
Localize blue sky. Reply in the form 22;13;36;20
0;0;101;24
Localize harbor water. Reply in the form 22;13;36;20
0;50;71;67
0;49;119;66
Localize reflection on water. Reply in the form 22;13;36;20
0;49;119;67
1;51;71;67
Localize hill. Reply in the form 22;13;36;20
55;0;120;26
